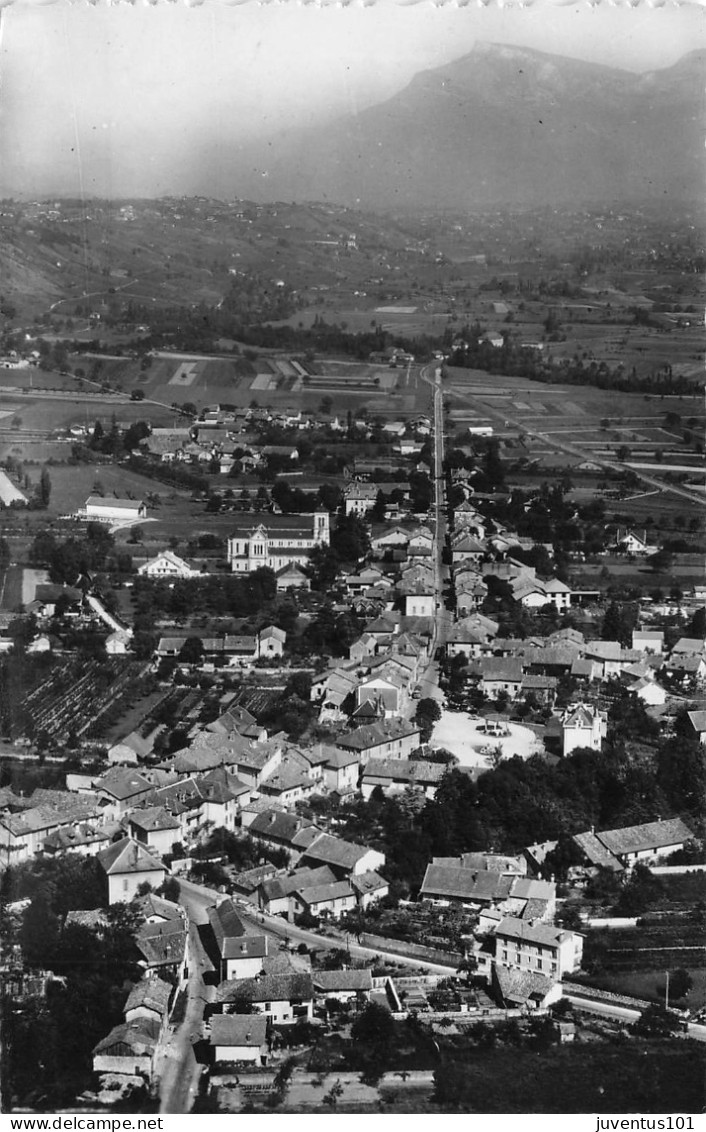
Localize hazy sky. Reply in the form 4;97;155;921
1;0;704;198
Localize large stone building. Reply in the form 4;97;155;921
227;509;330;574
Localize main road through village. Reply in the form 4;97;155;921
157;366;706;1110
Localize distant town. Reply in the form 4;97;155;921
0;190;704;1116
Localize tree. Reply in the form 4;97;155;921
179;636;204;665
415;697;442;743
650;548;674;575
350;1001;395;1046
39;467;52;507
669;968;693;1002
632;1003;682;1039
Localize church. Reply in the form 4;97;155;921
227;508;330;575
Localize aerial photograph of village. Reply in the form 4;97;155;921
0;0;704;1118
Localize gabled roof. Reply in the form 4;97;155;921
217;972;314;1004
303;833;378;871
477;658;524;683
572;831;623;871
261;866;337;902
337;719;420;751
136;919;187;967
494;965;556;1006
562;703;601;728
125;977;171;1017
688;710;706;733
313;969;373;993
584;640;622;661
96;770;153;802
249;809;321;848
294;879;354;906
129;806;180;833
86;496;144;510
350;871;388;897
98;837;166;876
323;746;360;769
420;864;513;902
93;1017;160;1057
363;759;446;785
670;637;705;655
210;1014;267;1048
208;898;246;943
495;916;578;948
597;817;693;858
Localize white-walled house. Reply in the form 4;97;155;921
561;703;608;757
210;1015;268;1066
493;917;584;979
137;551;201;579
98;838;168;904
218;973;314;1025
128;807;181;857
208;899;268;981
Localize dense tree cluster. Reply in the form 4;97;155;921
0;859;146;1107
130;568;276;626
332;733;705;897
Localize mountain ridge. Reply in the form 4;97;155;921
227;44;706;209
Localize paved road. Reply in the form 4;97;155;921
157;894;215;1113
177;878;458;973
416;363;452;699
565;995;706;1043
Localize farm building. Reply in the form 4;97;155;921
84;496;147;522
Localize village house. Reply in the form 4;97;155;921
321;746;360;796
614;529;658;557
291;878;357;921
336;719;421;766
209;1015;268;1067
300;833;386;879
632;629;665;656
98;838;168;904
492;917;584;979
124;977;171;1032
313;968;373;1007
574;817;693;871
208;899;269;981
361;758;446;800
344;482;379;516
561;703;608;757
476;658;524;700
127;807;181;857
217;973;314;1025
258;866;337;916
247;809;323;864
137;550;202;579
93;1018;160;1079
275;563;311;592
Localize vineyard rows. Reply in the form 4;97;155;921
21;658;149;743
